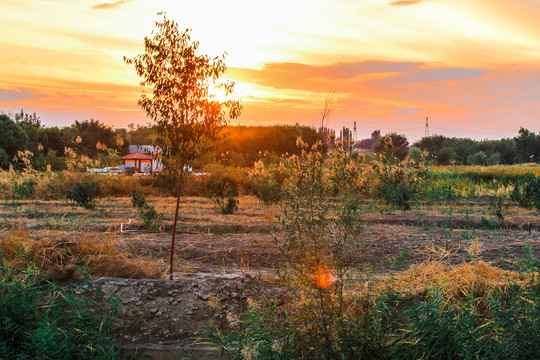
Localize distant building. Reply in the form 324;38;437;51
124;145;163;173
129;145;160;155
121;151;154;173
357;130;381;151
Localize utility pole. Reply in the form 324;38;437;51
425;116;429;137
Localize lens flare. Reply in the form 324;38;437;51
312;265;336;289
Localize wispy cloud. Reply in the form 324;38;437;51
377;67;488;84
388;0;427;6
229;61;486;94
0;88;48;102
92;0;131;10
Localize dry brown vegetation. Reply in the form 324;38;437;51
0;230;161;280
381;259;531;302
0;195;537;281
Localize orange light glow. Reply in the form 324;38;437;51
312;265;336;289
207;83;230;103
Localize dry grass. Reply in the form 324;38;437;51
0;230;162;280
380;259;530;302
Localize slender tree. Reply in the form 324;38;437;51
125;13;242;279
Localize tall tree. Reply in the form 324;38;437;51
125;14;242;279
72;119;117;157
515;128;540;163
0;114;28;168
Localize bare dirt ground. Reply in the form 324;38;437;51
1;195;539;353
2;196;538;271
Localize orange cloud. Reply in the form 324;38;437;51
92;0;132;10
225;60;540;140
388;0;428;5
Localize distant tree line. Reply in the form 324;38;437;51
1;110;538;169
0;111;132;170
357;128;540;166
0;110;322;170
412;128;540;165
216;125;321;167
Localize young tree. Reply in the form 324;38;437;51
125;14;242;279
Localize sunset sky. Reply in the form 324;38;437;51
1;0;540;141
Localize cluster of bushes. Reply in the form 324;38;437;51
209;268;540;360
510;172;540;211
2;133;540;215
204;138;540;359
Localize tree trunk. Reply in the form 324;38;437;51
169;164;185;280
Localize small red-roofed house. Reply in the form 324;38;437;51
121;151;153;173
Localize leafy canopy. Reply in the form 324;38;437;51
124;13;242;168
0;113;28;167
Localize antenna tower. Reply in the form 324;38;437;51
353;121;357;144
425;116;429;137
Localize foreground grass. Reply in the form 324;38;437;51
207;255;540;360
0;253;121;359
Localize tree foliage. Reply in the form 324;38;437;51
414;135;520;166
0;114;28;168
515;127;540;163
374;132;409;162
124;13;242;171
72;119;118;158
218;125;321;164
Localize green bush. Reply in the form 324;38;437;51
255;179;282;205
423;182;457;201
487;152;501;166
510;172;540;211
0;254;119;359
467;151;487;165
388;282;540;360
374;164;422;210
205;176;239;214
66;181;97;210
481;196;507;229
12;179;36;199
130;189;147;209
130;189;163;230
208;264;540;360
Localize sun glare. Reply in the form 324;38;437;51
208;83;230;103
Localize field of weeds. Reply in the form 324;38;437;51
1;159;539;356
